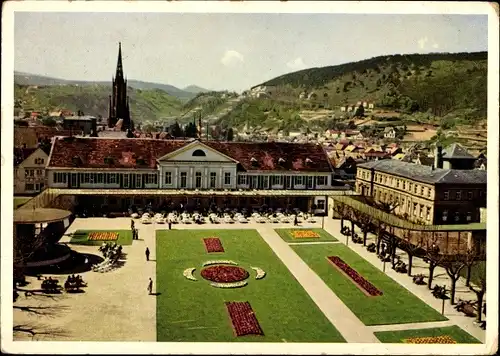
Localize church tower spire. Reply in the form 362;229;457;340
116;42;124;79
108;42;132;131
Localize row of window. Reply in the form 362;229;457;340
359;170;434;199
238;175;327;186
24;169;44;177
165;171;232;188
442;210;473;222
34;158;45;165
443;190;481;201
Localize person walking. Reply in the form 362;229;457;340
168;221;172;230
147;278;153;295
145;247;150;261
294;215;299;226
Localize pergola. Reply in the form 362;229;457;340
330;195;486;290
19;187;357;210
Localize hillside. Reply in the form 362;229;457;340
14;84;183;122
218;52;487;134
183;85;211;94
14;71;198;100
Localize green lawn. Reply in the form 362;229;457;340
374;326;481;344
69;230;133;246
156;229;345;342
14;197;32;209
275;228;338;243
291;243;447;325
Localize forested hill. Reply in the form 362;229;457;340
260;52;487;88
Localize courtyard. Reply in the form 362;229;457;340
12;216;484;344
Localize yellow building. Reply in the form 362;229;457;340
355;160;486;225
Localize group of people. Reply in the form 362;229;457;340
41;276;60;290
131;220;139;240
64;274;86;290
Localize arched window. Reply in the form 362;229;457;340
192;149;206;157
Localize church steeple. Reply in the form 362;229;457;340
108;42;133;131
115;42;124;79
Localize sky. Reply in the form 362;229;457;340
14;13;488;92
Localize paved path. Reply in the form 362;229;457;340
255;225;380;343
322;217;486;343
368;320;456;332
15;218;157;341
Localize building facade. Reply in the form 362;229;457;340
355;160;486;225
14;147;49;195
46;137;343;213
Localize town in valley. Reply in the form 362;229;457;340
6;9;494;353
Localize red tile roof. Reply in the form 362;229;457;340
47;138;333;172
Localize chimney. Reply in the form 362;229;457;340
434;144;444;169
90;118;98;137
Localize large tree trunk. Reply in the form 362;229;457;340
376;233;382;254
363;230;368;246
475;292;484;323
450;276;458;305
340;218;344;230
428;262;436;289
465;265;472;287
407;254;413;276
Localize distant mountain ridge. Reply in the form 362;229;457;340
14;71;208;100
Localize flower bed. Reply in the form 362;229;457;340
403;335;457;344
183;268;197;281
225;301;264;337
250;267;266;280
201;265;249;283
88;232;119;241
202;260;237;267
327;256;383;296
203;237;225;253
210;281;248;288
291;230;320;239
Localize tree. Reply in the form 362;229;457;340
41;117;57;127
468;277;486;324
399;229;426;276
169;121;183;138
424;233;446;289
226;127;234;141
443;257;466;305
354;105;365;118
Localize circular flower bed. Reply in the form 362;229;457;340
201;265;249;283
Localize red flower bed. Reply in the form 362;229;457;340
203;237;224;253
201;265;249;283
225;301;264;337
327;256;383;296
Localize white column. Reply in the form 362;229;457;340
204;167;208;189
189;167;194;189
219;167;223;188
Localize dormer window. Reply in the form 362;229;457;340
136;157;146;166
192;149;206;157
71;156;82;167
250;157;258;167
278;157;286;165
305;157;313;165
104;156;114;165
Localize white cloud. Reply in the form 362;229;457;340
286;57;308;71
221;50;244;67
432;43;440;49
417;36;429;49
